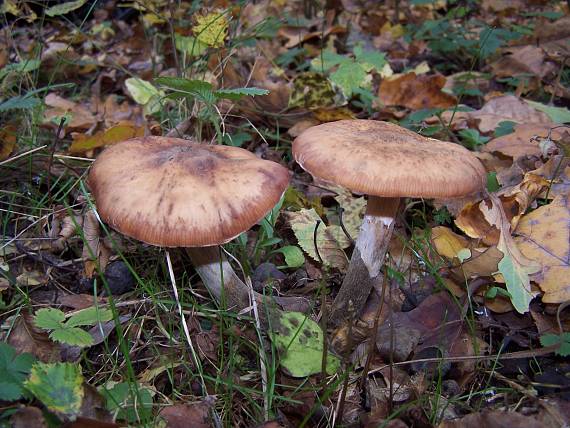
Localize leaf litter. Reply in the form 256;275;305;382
1;0;570;426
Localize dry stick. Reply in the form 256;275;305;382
329;197;400;325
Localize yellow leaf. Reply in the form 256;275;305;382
70;125;145;154
193;12;228;48
515;195;570;303
431;226;470;260
0;125;17;161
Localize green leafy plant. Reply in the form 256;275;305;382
0;342;35;401
458;128;490;149
540;332;570;357
34;306;114;347
24;362;84;417
100;382;153;423
155;77;269;143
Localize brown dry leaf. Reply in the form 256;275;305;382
379;73;457;110
10;407;47;428
82;210;112;278
0;125;17;161
159;401;214;428
431;226;470;260
438;410;543;428
58;294;107;310
490;45;557;80
7;313;61;362
50;210;83;251
530;155;570;199
483;123;566;158
278;25;346;48
515;194;570;303
455;173;550;245
439;95;553;134
70;124;145;154
43;93;97;130
450;246;503;280
287;118;320;137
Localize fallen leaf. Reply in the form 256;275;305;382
438;410;543;428
160;401;213;428
490;45;557;80
70;124;145;154
379;73;457;110
431;226;470;260
7;313;61;363
515;195;570;303
286;208;349;269
479;195;541;313
525;100;570;124
439;95;553;134
0;125;17;161
483;123;566;158
43;93;97;130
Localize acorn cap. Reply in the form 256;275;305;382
89;136;290;247
293;120;486;198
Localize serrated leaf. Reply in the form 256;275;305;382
310;50;350;72
0;59;41;81
540;333;570;357
45;0;87;16
329;61;368;97
214;87;269;101
100;382;153;423
270;311;340;377
34;308;66;330
124;78;161;107
287;208;349;269
353;46;387;73
155;77;215;104
66;307;113;327
193;12;228;48
50;327;94;347
525;100;570;124
274;245;305;268
0;95;41;112
24;362;84;416
0;342;35;401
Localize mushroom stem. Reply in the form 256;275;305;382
329;196;400;326
186;247;307;322
186;246;252;312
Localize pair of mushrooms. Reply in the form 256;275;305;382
89;120;485;325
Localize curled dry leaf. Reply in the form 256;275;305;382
483;123;566;158
490;45;557;80
82;210;112;278
515;194;570;304
379;73;457;110
438;95;553;134
455;173;550;245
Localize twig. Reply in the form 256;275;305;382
47;117;66;206
313;220;323;264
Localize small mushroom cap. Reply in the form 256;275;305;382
89;136;290;247
293;120;486;198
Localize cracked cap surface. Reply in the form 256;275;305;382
293;120;486;198
89;136;290;247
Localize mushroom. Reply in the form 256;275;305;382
88;136;291;315
292;120;486;326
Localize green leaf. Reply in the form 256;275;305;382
274;245;305;268
125;77;162;106
66;307;113;327
486;171;500;192
0;342;35;401
45;0;87;16
329;61;368;97
174;35;208;57
0;59;41;81
525;100;570;124
540;333;570;357
214;87;269;101
494;120;516;137
34;308;66;330
155;77;215;104
24;362;84;416
100;382;153;423
50;327;94;347
353;46;387;73
0;95;41;112
270;311;340;377
310;50;351;72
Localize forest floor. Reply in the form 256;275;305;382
0;0;569;427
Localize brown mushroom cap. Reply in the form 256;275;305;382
293;120;486;198
89;136;290;247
